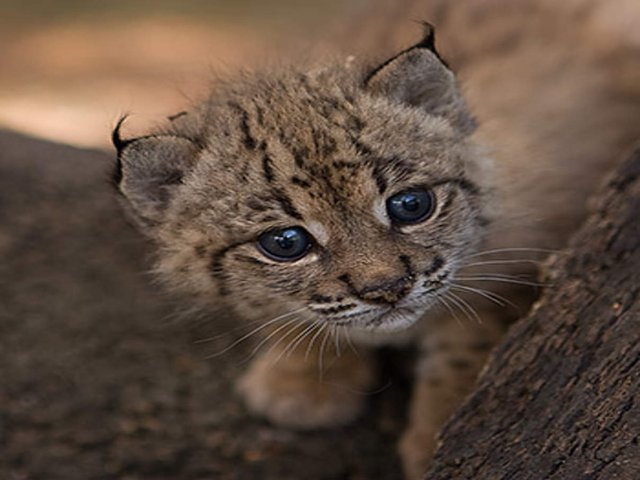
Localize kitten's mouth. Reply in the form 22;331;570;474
328;282;448;333
362;305;426;332
332;302;432;333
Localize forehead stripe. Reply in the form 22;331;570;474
272;188;304;220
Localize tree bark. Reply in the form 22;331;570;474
425;148;640;479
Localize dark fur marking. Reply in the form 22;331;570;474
163;169;184;185
255;105;265;127
386;156;417;179
262;152;275;183
167;111;188;122
354;141;373;156
399;254;415;279
291;176;312;189
293;146;309;168
425;255;445;276
310;293;334;304
315;304;357;315
320;135;338;157
256;214;279;223
332;159;360;170
272;188;304;220
372;163;388;194
229;102;257;150
209;241;245;295
337;273;358;297
247;198;269;212
194;245;207;258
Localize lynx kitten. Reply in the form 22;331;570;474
113;22;637;479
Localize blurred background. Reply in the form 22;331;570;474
0;0;363;149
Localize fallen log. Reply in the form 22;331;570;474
426;148;640;479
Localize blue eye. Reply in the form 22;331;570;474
386;188;435;224
258;226;313;261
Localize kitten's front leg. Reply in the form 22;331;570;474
238;326;375;429
399;313;506;480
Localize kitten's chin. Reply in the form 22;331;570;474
350;306;426;334
344;308;426;347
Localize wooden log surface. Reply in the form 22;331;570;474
425;148;640;479
0;130;410;479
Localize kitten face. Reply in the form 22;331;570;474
114;30;488;332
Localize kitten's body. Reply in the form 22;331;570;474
114;2;640;479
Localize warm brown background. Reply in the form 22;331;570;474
0;0;359;149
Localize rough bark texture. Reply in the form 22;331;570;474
426;148;640;479
0;131;410;480
2;131;639;480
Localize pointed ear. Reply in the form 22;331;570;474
112;118;200;227
364;24;476;135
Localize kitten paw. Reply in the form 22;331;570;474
237;350;374;429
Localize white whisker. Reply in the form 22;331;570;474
447;291;482;324
265;319;310;367
205;307;307;357
437;295;463;327
462;258;543;268
318;326;332;380
455;275;548;288
238;315;304;363
342;327;359;357
450;283;518;310
305;322;327;361
283;320;322;360
443;292;474;324
464;247;559;260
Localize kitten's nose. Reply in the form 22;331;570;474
337;254;415;305
358;275;414;305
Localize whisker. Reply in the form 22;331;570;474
265;319;311;367
342;326;359;357
236;315;303;364
333;325;342;357
437;295;463;327
194;316;272;344
199;306;307;351
464;247;560;260
318;326;332;380
447;291;482;324
450;283;519;310
462;258;543;268
305;322;328;361
455;275;548;288
443;292;474;324
283;320;322;361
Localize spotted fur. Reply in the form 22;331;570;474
113;13;640;479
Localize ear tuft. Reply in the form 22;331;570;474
112;115;134;153
412;21;448;69
111;115;132;188
364;24;476;135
